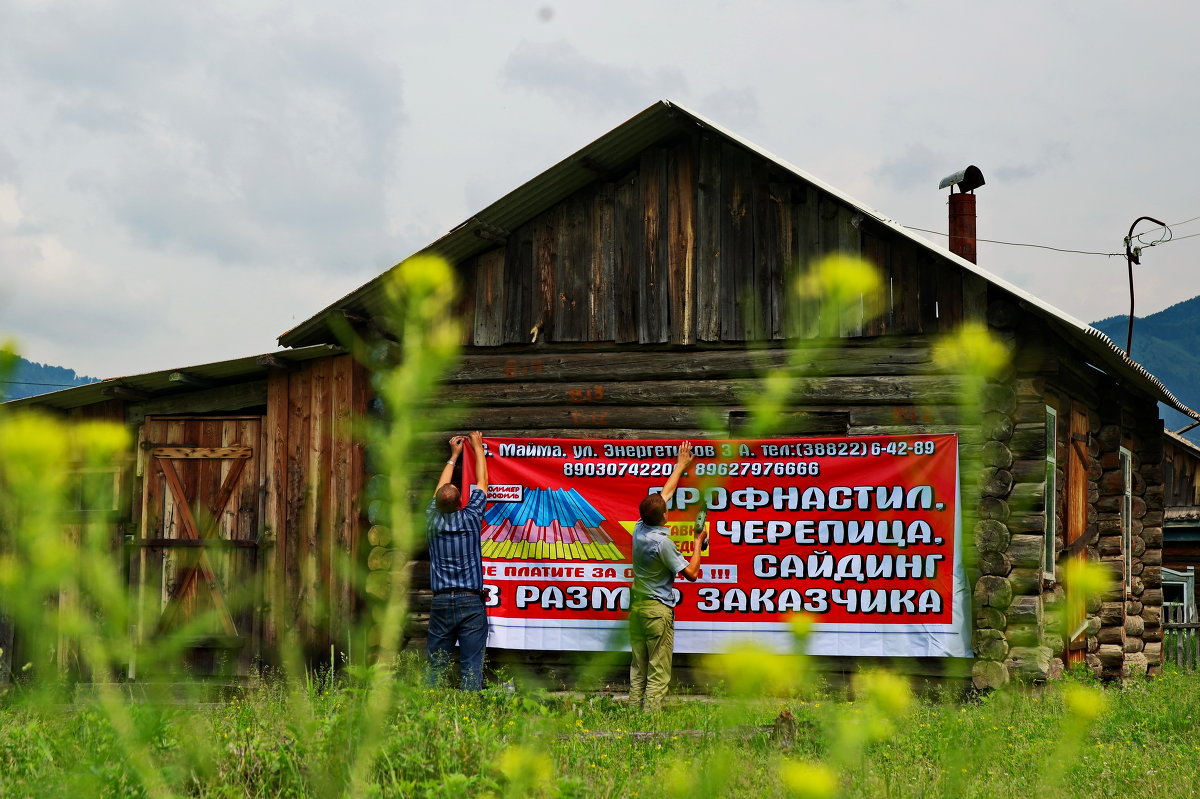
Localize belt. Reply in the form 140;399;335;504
434;588;484;597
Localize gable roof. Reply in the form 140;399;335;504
275;100;1200;424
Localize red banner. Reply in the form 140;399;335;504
461;434;970;657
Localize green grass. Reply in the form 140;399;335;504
3;666;1200;798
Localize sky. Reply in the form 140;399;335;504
1;0;1198;380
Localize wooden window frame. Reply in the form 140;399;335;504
62;464;123;521
1119;446;1133;596
1044;405;1059;580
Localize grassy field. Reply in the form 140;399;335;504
2;664;1199;799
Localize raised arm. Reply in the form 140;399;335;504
679;520;708;581
659;441;695;504
436;436;465;494
468;431;488;495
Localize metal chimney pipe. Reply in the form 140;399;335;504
948;193;977;264
938;166;984;264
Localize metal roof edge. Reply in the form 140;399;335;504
1049;319;1200;423
1165;429;1200;457
2;344;344;411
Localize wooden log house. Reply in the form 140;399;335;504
6;101;1198;687
1162;431;1200;570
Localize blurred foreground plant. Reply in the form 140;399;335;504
0;253;466;797
0;402;179;796
344;254;465;796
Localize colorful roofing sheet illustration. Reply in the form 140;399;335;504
481;488;626;561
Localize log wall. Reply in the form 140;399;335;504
391;336;988;679
968;298;1165;687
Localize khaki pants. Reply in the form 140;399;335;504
628;599;674;713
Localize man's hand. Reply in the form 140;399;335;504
660;440;694;506
680;508;707;581
675;440;695;470
449;435;465;457
467;431;484;452
693;509;709;552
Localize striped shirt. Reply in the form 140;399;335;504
426;488;487;592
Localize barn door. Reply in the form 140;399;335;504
134;416;265;677
1063;404;1090;665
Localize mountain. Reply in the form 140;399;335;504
0;354;99;402
1093;295;1200;443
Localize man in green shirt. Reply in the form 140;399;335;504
628;441;707;713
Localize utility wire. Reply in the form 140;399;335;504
1128;225;1200;252
1128;214;1200;239
903;226;1121;256
906;222;1200;257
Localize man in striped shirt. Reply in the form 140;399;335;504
426;430;490;690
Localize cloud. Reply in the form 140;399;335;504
699;87;760;129
873;142;941;192
994;141;1071;182
502;39;687;111
0;144;18;182
5;3;407;274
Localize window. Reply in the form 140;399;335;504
64;466;122;518
1044;406;1059;579
1162;566;1196;622
1119;447;1133;595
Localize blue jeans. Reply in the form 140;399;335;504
427;592;489;690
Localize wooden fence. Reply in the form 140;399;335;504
1162;604;1200;669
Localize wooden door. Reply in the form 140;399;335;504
134;416;265;676
1063;404;1090;665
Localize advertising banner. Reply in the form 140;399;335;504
460;434;971;658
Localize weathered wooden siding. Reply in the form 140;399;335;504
264;354;370;659
1164;435;1200;507
457;133;974;349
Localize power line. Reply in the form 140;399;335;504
906;222;1200;258
1129;214;1200;240
1129;226;1200;254
903;225;1121;257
